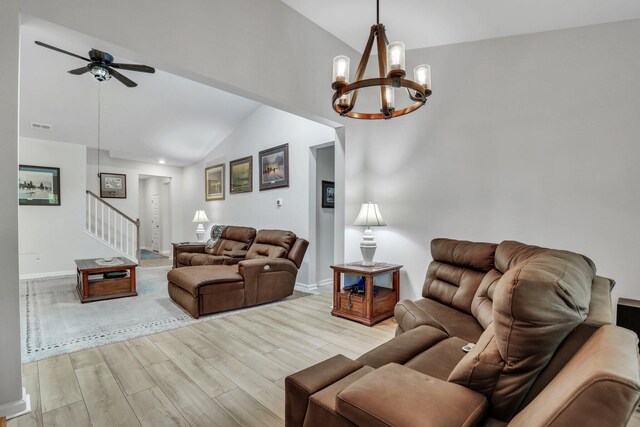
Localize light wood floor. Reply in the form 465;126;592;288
8;291;396;427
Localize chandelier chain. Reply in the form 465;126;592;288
97;83;101;177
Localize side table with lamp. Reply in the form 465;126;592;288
331;202;401;326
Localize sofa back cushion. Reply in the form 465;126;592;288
422;239;498;315
448;241;594;421
471;269;502;329
212;226;256;255
246;229;297;260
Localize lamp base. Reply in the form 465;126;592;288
360;228;377;266
195;224;206;241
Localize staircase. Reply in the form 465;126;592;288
85;190;140;262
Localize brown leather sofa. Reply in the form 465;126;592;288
286;238;640;427
168;229;309;318
173;225;256;268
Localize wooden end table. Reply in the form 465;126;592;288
75;257;138;303
331;262;402;326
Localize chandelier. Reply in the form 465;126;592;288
331;0;432;119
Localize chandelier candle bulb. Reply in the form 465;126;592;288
387;41;405;72
332;55;350;83
414;64;432;90
381;86;395;110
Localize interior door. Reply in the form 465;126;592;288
151;193;161;252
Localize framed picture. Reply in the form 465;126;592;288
205;163;225;201
99;173;127;198
19;165;61;206
259;143;289;191
322;180;335;208
229;156;253;194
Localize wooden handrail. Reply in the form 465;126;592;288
86;190;139;226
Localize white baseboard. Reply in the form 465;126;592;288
317;278;333;287
295;282;318;293
1;388;30;419
19;270;75;280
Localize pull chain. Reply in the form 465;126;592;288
376;0;379;24
97;83;101;177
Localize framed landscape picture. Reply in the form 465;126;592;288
230;156;253;194
99;173;127;198
259;143;289;191
205;163;225;201
322;180;335;208
19;165;61;206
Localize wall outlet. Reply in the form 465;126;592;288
276;199;283;207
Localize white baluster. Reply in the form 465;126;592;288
94;197;98;235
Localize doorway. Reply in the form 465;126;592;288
138;175;172;267
311;144;335;288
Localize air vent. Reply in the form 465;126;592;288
30;122;52;130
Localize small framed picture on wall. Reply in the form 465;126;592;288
322;180;335;208
230;156;253;194
99;173;127;198
259;143;289;191
205;163;225;201
19;165;61;206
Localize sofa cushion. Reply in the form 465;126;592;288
167;265;242;297
190;254;225;266
395;298;484;343
214;239;250;256
177;252;196;266
448;243;594;421
246;229;297;260
403;336;469;381
222;225;256;245
357;325;449;368
423;238;498;314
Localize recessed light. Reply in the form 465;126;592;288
159;159;166;164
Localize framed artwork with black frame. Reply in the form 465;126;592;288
99;172;127;199
259;143;289;191
19;165;61;206
229;156;253;194
322;180;335;208
205;163;225;201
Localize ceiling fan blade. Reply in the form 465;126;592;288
108;68;137;87
35;41;90;62
110;63;155;73
68;66;89;75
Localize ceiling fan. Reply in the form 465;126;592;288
35;41;155;87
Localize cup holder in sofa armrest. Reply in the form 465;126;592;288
336;363;488;427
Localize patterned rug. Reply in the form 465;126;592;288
20;266;311;362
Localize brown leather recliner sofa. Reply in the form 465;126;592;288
173;225;256;268
286;238;640;427
168;229;309;318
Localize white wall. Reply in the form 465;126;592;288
361;19;640;304
315;146;335;284
18;138;121;277
0;0;25;414
182;105;335;285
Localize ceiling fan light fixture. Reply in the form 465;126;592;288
90;65;111;82
330;0;432;120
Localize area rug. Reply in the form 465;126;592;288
20;266;311;362
140;249;167;260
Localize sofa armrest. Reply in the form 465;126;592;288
394;299;434;334
238;258;299;305
174;243;206;254
336;363;488;427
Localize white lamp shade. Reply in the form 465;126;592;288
192;209;210;223
353;202;386;227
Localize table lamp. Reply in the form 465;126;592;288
353;202;386;266
192;209;210;240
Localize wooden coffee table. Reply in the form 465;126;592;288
75;257;138;303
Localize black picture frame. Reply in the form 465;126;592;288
230;156;253;194
99;173;127;199
19;165;61;206
259;143;289;191
322;180;335;208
